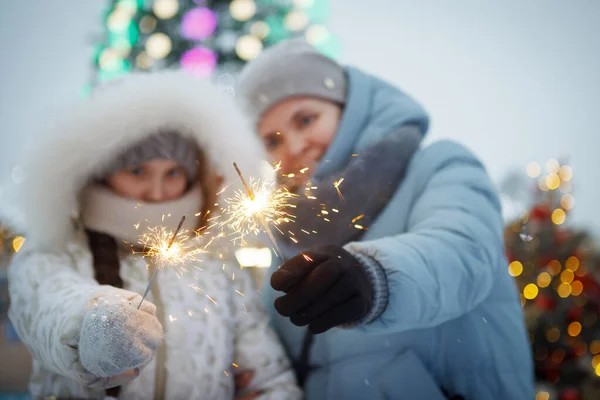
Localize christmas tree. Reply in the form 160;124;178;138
82;0;340;95
0;0;339;255
504;160;600;400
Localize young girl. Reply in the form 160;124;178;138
237;39;534;399
1;71;301;400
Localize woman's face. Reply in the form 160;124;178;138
258;96;342;189
107;159;188;202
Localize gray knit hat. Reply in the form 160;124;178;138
101;131;199;180
237;38;347;121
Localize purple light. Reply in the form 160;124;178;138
181;7;217;40
180;47;217;77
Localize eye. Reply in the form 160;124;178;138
298;115;316;127
129;166;144;176
264;134;282;150
166;167;184;177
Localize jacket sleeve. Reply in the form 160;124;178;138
231;268;303;399
7;244;115;384
345;142;506;333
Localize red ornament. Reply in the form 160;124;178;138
546;368;560;383
567;306;582;321
580;275;600;302
530;204;552;220
560;388;580;400
556;230;571;243
535;294;557;310
538;256;554;268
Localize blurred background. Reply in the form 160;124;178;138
0;1;599;399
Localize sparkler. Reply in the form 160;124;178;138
224;163;295;258
137;216;186;309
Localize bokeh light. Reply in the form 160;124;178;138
551;209;566;225
537;272;552;288
153;0;179;19
526;162;541;178
229;0;257;21
181;7;217;40
523;283;539;300
284;10;309;31
180;47;217;76
236;35;263;60
146;32;172;59
508;261;523;277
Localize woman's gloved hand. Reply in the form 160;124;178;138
78;289;164;388
271;246;374;334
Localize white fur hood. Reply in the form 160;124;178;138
0;70;265;250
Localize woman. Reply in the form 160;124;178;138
237;39;534;399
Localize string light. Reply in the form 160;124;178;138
537;272;551;288
551;208;566;225
284;10;309;31
136;51;153;69
229;0;257;21
538;176;549;192
557;283;572;298
153;0;179;19
545;159;560;174
567;322;582;337
547;260;561;275
526;161;541;178
108;8;133;32
145;33;172;59
560;194;575;210
236;35;263;60
98;48;122;70
508;261;523;277
523;283;538;300
571;280;583;296
559;165;573;181
139;15;157;34
565;256;580;271
546;327;560;343
250;21;270;39
305;25;330;45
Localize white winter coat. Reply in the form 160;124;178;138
1;71;302;400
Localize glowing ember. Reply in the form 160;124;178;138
220;176;296;242
333;177;345;201
138;225;203;269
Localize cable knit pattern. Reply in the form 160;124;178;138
343;249;389;324
8;231;301;400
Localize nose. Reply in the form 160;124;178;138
145;179;166;202
287;135;309;157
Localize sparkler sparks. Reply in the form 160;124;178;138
221;163;297;257
333;177;345;202
138;220;201;268
136;216;201;309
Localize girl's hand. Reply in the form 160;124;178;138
78;290;163;387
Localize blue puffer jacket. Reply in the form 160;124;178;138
263;67;534;399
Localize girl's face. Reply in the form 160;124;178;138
107;159;188;202
258;96;342;189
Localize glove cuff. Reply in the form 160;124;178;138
343;247;389;325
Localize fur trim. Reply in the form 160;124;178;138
0;70;266;250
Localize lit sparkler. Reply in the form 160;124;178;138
222;163;296;258
137;216;191;309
